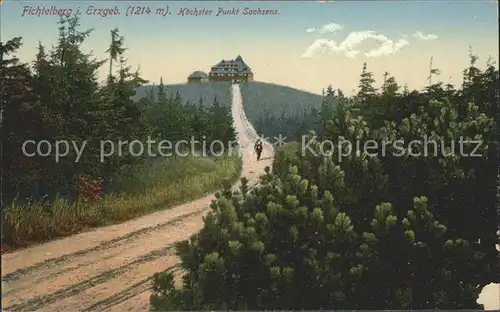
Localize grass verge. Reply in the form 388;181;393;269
2;153;242;252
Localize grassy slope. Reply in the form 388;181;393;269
135;82;232;106
135;81;324;118
3;154;242;251
239;82;324;121
135;81;324;142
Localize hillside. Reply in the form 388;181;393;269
135;81;326;141
135;82;232;106
239;82;328;141
134;81;326;140
239;82;324;120
136;81;324;117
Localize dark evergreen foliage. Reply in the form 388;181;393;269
1;16;236;205
150;54;499;310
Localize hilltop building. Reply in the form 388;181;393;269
209;55;254;83
187;71;209;83
187;55;254;83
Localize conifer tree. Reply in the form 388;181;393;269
462;46;480;90
381;72;399;96
357;62;377;103
1;37;49;199
325;85;335;97
157;77;167;104
319;86;336;138
105;28;125;81
427;56;441;87
204;97;236;154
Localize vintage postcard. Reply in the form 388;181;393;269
1;1;499;311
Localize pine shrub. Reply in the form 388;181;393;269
151;166;485;310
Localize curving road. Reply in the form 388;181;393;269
1;84;274;311
1;84;497;311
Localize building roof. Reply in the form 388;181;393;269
188;71;208;79
211;55;252;74
234;55;250;70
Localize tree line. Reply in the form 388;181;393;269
150;51;499;309
1;16;236;206
253;108;321;142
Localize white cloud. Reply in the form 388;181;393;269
318;23;343;34
301;30;409;59
300;38;360;59
305;23;343;34
339;30;383;50
300;39;334;58
365;38;409;57
413;31;438;40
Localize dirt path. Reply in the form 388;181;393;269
1;84;274;311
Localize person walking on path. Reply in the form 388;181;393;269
254;139;263;161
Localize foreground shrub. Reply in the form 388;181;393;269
150;166;485;310
73;173;103;202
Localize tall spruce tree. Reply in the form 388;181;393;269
357;62;377;103
1;37;50;201
105;28;125;81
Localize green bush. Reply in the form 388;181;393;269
150;166;484;310
272;141;301;177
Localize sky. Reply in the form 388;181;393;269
2;0;498;95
